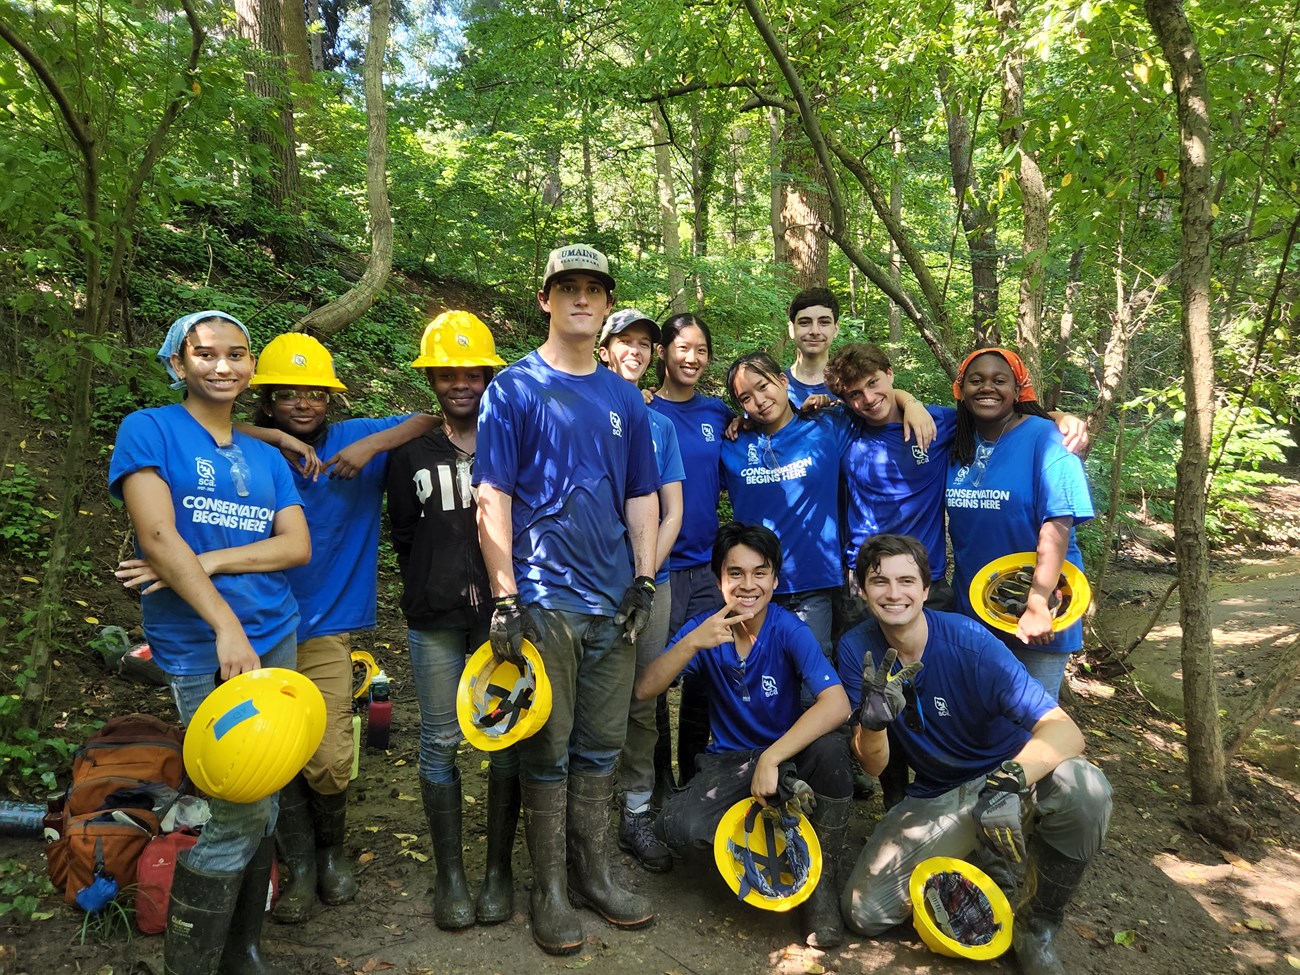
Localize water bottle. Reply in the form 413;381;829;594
0;801;46;838
366;671;392;750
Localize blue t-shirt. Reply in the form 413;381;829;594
836;610;1055;798
673;604;841;753
108;403;302;676
648;393;734;571
286;416;408;641
720;410;855;594
945;415;1095;654
843;405;957;577
784;368;838;409
649;410;686;587
474;351;659;616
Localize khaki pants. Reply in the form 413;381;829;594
297;633;355;795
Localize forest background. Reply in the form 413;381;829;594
0;0;1298;929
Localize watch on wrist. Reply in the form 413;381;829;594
998;760;1027;792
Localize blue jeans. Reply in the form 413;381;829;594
408;623;517;784
1011;648;1069;704
519;607;634;787
168;633;295;876
775;588;835;661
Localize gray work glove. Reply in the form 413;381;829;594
489;595;538;666
858;647;922;731
614;576;657;643
776;762;817;818
971;775;1026;863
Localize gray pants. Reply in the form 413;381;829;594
842;756;1112;936
620;587;672;801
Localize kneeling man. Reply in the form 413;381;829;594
635;522;852;948
837;534;1111;975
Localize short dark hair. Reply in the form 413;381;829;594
824;342;893;396
712;522;783;580
855;534;931;588
788;288;840;324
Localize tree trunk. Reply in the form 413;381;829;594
1145;0;1226;806
887;127;904;343
649;104;687;312
306;0;325;71
689;98;719;308
768;107;788;268
778;117;830;289
582;128;597;238
281;0;312;86
235;0;301;219
1045;247;1083;410
296;0;391;337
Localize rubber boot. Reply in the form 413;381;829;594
419;773;474;930
270;776;315;923
1013;837;1090;975
310;787;359;906
217;836;292;975
803;794;850;949
476;772;521;924
521;781;584;955
164;854;241;975
565;772;655;929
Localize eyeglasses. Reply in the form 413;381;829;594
901;680;925;733
217;442;251;498
269;389;330;404
758;434;779;471
728;657;751;703
968;441;995;488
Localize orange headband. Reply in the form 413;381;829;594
952;347;1037;403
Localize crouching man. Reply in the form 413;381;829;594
634;522;852;948
836;534;1112;975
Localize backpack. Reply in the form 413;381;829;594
47;713;185;906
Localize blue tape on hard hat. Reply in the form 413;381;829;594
213;699;260;740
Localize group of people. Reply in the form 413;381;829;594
110;243;1111;975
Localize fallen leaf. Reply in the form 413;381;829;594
396;793;417;801
804;964;825;974
364;825;379;833
1243;917;1274;932
85;616;99;624
31;911;54;920
74;599;88;607
393;759;407;767
398;849;429;863
333;957;349;969
1148;780;1166;795
1284;953;1300;968
358;851;376;864
1222;852;1251;870
20;576;38;583
393;833;418;842
1115;929;1137;946
465;794;477;805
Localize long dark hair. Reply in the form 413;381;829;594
725;350;810;424
656;313;712;385
952;399;1052;465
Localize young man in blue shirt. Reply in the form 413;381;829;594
783;288;842;408
635;522;853;949
836;534;1112;975
474;244;661;955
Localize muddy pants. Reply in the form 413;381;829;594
655;734;852;858
296;632;356;795
621;587;672;804
841;756;1113;936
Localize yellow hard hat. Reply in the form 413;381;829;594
969;553;1091;636
412;311;506;369
351;650;379;701
712;798;822;912
909;856;1013;960
250;333;347;390
456;640;551;751
183;668;326;803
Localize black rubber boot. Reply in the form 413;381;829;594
310;787;359;906
419;773;474;930
164;853;241;975
566;772;655;930
522;782;584;954
218;837;292;975
476;772;521;924
1013;837;1090;975
803;794;850;949
271;776;316;923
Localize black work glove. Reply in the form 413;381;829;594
775;762;816;818
971;774;1026;863
614;576;657;643
858;647;923;732
489;595;538;666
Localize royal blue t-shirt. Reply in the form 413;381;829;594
721;410;854;594
843;405;957;577
648;393;734;571
109;404;301;676
945;416;1095;654
836;610;1055;798
673;604;841;753
784;368;838;409
474;351;659;616
286;415;408;641
649;410;686;587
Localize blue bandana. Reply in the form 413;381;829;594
157;310;252;390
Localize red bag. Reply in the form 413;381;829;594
134;829;199;934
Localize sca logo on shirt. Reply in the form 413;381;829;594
911;444;930;465
761;674;778;698
196;457;217;492
747;443;760;466
609;411;623;438
701;423;716;443
932;696;950;717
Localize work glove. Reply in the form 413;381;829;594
858;647;922;732
614;576;657;643
489;595;538;666
775;762;817;818
971;774;1026;863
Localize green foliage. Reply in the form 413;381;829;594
0;464;54;561
0;713;75;793
0;859;55;921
